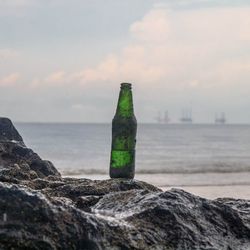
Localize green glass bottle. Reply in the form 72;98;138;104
110;83;137;179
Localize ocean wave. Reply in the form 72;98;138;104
61;165;250;176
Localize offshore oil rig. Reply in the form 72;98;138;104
180;109;193;124
156;111;170;124
215;112;226;124
155;110;227;124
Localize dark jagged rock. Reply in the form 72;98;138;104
0;118;249;250
0;182;249;250
0;118;61;181
44;178;161;200
0;117;23;144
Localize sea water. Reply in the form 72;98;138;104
15;123;250;187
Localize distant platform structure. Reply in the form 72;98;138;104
215;112;226;124
156;111;170;124
180;109;193;124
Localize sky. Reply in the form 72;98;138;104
0;0;250;123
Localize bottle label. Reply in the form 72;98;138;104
110;150;133;168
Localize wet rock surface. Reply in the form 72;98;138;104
0;118;249;250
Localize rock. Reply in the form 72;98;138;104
45;178;161;200
0;182;100;250
0;117;249;250
0;118;61;180
0;181;249;250
30;160;60;178
76;195;102;212
0;117;24;144
93;189;250;249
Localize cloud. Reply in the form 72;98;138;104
72;55;119;84
27;5;250;95
130;9;170;42
30;71;72;88
19;3;250;91
154;0;250;9
0;73;20;87
1;2;250;122
44;71;67;85
0;49;20;60
67;5;250;90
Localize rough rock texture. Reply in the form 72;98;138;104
0;118;249;250
0;117;61;182
0;117;23;143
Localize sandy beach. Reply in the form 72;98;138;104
141;172;250;199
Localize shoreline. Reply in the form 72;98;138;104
63;172;250;200
161;185;250;200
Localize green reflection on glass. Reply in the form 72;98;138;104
117;88;133;118
111;150;132;168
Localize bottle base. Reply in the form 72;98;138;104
109;167;135;179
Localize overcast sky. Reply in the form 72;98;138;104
0;0;250;123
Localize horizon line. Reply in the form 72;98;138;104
13;121;250;125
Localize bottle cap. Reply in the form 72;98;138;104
121;83;132;89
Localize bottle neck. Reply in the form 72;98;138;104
116;87;134;118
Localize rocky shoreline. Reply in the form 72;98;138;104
0;117;249;249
